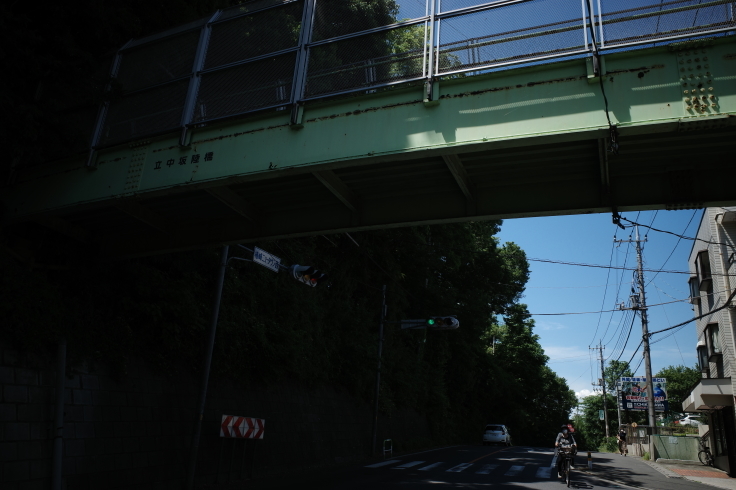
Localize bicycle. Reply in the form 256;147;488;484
698;438;714;467
558;445;575;487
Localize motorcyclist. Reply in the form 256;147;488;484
554;424;577;478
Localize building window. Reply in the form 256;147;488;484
689;276;701;304
708;323;722;357
696;250;713;292
698;344;710;376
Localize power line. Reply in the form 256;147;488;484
620;214;735;252
645;209;698;287
589;227;618;345
647;288;736;337
527;257;735;277
530;296;690;316
609;310;637;362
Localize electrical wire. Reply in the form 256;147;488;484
608;310;636;361
527;257;735;277
619;215;735;252
584;0;619;153
530;296;690;316
589;227;618;345
647;288;736;337
645;210;698;287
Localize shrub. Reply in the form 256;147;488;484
599;436;619;453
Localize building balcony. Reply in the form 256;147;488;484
682;378;733;412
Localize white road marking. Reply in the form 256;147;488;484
537;467;553;478
476;464;498;474
365;460;401;468
392;461;425;469
418;462;445;471
446;463;473;473
504;465;525;476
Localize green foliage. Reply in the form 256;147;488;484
576;394;617;450
599;436;619;453
643;451;651;460
604;360;633;392
655;365;700;408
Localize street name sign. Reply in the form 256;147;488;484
253;247;280;273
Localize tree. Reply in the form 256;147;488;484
656;365;701;417
604;360;633;393
576;393;617;450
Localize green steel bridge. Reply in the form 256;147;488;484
2;0;736;260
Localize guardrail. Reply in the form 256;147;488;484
86;0;736;159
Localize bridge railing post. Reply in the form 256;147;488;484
290;0;317;128
179;11;221;147
86;40;131;168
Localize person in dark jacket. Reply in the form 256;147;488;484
617;427;628;456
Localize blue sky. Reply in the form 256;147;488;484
498;209;702;400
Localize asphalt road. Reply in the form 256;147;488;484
244;444;711;490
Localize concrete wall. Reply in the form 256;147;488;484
652;435;699;462
0;342;431;489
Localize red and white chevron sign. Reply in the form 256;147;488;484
220;415;265;439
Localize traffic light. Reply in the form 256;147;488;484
289;264;327;287
426;316;459;329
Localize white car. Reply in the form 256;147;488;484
483;424;511;446
679;415;703;426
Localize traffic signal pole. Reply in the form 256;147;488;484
371;285;387;457
187;245;229;490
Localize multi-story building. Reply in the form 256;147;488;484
682;207;736;474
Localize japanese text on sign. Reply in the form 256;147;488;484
253;247;281;273
154;152;214;170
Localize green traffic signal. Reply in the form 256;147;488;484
427;318;436;325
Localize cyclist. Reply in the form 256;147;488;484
555;424;577;478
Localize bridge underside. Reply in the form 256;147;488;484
3;38;736;261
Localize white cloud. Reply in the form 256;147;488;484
575;389;594;399
537;321;568;331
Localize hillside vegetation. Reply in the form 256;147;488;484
1;222;576;446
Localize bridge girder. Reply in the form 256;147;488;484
2;37;735;260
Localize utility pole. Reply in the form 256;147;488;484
616;382;623;429
371;285;387;457
591;343;610;438
615;226;657;429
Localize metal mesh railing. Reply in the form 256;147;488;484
100;80;190;146
600;0;736;47
116;31;201;92
312;0;428;41
437;0;586;74
204;1;303;69
438;0;511;13
89;0;735;150
195;53;297;121
306;24;426;97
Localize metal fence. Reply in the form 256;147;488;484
92;0;736;150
